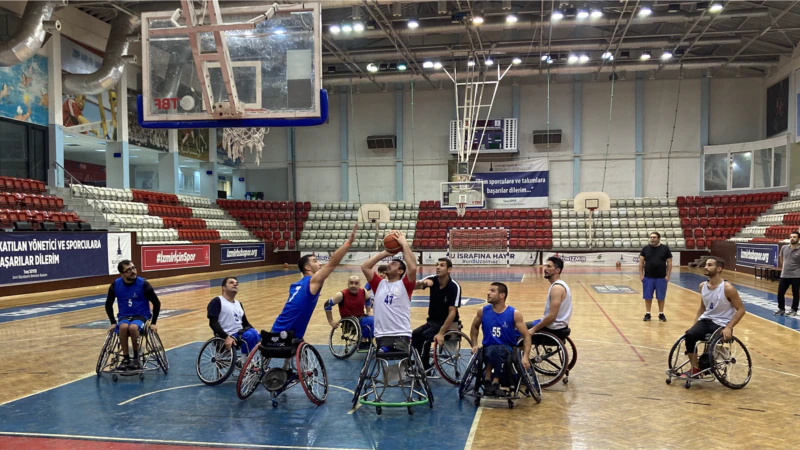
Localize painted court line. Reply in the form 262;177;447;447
118;383;206;406
0;432;371;450
463;406;483;450
579;282;646;364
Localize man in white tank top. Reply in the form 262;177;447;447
207;277;261;359
527;256;573;342
361;231;417;353
681;256;746;378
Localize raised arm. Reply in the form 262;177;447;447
529;284;564;335
310;224;357;294
361;250;391;282
514;310;531;370
415;277;434;290
324;291;345;328
395;231;417;282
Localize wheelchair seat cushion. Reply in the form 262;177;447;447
377;349;411;361
259;330;299;358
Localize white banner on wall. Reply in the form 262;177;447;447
543;251;681;267
424;251;538;266
315;251;412;266
471;159;549;209
106;233;132;274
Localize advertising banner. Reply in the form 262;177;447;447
472;159;549;209
141;245;211;271
0;232;132;286
220;243;265;265
542;251;677;267
735;243;779;268
315;251;415;266
423;251;538;266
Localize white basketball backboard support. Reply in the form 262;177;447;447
440;181;486;211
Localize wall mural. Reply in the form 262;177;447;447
0;54;48;126
178;128;209;161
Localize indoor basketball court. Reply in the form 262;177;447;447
1;1;800;449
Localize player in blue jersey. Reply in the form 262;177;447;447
271;224;358;339
469;282;530;397
105;260;162;371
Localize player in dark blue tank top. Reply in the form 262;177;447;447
271;225;358;340
469;282;531;397
104;260;161;370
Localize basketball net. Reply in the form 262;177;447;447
222;127;268;165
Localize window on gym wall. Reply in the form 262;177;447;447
753;148;772;189
702;136;790;192
731;151;752;189
0;118;48;181
703;154;728;191
773;145;787;187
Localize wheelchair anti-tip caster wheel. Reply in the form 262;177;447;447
474;398;480;407
666;378;671;385
138;373;144;381
563;376;569;384
112;374;118;382
272;400;278;408
685;380;691;389
376;406;382;415
507;400;514;409
407;406;414;415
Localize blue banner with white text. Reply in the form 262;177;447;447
736;243;778;268
220;243;265;265
0;232;132;286
472;159;549;208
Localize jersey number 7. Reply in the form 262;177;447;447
384;294;396;306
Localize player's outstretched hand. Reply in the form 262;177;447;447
347;223;358;245
393;230;408;247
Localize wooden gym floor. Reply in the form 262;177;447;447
0;263;798;449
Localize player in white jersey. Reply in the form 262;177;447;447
361;231;417;353
681;256;746;378
527;256;572;341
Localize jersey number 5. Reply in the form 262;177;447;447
492;327;501;337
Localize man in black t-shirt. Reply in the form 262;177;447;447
412;257;462;370
639;231;673;322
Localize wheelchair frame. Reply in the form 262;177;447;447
328;316;373;359
665;327;752;389
196;335;244;386
519;331;569;388
235;331;328;407
458;346;541;409
95;320;168;382
430;328;473;385
352;343;434;415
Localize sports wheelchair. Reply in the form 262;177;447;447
235;330;328;407
665;327;752;389
458;345;541;409
352;341;434;415
96;320;168;382
196;335;248;386
328;316;373;359
521;329;578;387
425;325;473;385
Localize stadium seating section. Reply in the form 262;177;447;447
0;176;80;230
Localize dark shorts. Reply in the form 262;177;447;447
377;336;410;354
483;344;512;377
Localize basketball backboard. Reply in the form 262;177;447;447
441;181;486;212
141;2;322;126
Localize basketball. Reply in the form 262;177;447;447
283;263;289;269
383;233;402;254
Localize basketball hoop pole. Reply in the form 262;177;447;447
588;208;596;250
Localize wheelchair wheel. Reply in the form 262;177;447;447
196;337;235;386
514;349;542;404
458;351;481;400
147;330;169;374
433;331;473;385
353;346;375;408
707;333;752;389
565;336;577;371
527;333;567;388
329;317;361;359
411;348;434;407
667;335;692;374
297;343;328;405
96;330;117;376
236;347;266;400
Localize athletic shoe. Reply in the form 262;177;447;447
678;368;701;379
788;310;798;317
643;313;651;322
481;380;492;394
116;359;130;371
129;359;141;370
774;309;785;316
659;313;667;322
358;341;371;351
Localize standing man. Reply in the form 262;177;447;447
411;257;462;371
207;277;260;358
639;231;673;322
105;260;161;370
680;257;746;378
361;231;417;353
775;231;800;316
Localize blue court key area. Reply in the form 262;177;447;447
0;343;479;450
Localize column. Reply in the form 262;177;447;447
106;66;129;188
199;129;219;199
395;83;404;201
158;129;179;193
572;77;582;197
635;74;644;197
47;31;64;187
287;127;296;200
340;86;349;201
700;78;710;193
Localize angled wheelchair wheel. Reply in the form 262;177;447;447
236;346;266;400
196;337;235;386
667;335;691;373
411;348;434;407
458;351;481;400
297;343;328;405
329;317;361;359
708;333;752;389
564;336;577;371
352;345;375;408
96;330;118;376
433;331;473;385
514;348;542;404
527;333;567;388
148;330;169;374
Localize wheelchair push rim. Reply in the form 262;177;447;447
196;337;236;386
297;343;328;405
458;351;481;400
147;329;169;374
525;333;567;388
236;346;266;400
433;331;473;386
708;334;752;389
329;317;361;360
96;330;118;376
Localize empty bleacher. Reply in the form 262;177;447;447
0;176;81;230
